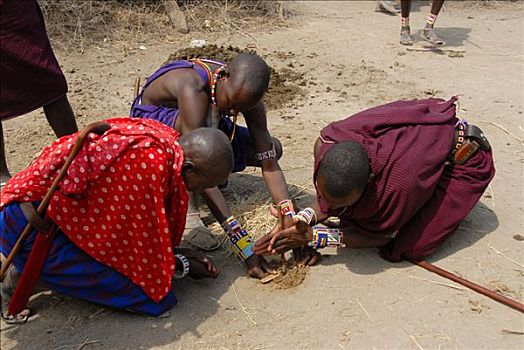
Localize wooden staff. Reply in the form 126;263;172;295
277;205;287;274
408;258;524;313
0;121;111;281
133;77;141;99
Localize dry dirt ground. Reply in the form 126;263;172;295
1;1;524;349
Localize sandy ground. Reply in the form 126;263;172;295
1;1;524;349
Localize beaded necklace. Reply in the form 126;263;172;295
190;59;236;142
190;59;225;105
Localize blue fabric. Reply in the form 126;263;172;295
218;116;250;173
0;202;177;316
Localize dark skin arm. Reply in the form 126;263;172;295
145;70;273;278
244;101;291;204
253;214;392;255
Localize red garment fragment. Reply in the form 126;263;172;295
1;117;188;302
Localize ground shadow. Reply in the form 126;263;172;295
1;257;236;350
320;201;499;276
407;27;472;51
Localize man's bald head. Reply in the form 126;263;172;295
179;128;234;192
228;53;270;104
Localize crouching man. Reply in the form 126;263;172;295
1;117;233;322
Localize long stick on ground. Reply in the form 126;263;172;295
407;258;524;313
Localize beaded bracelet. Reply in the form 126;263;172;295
255;143;277;161
277;199;295;218
221;216;254;261
174;254;190;279
294;207;317;226
308;225;345;249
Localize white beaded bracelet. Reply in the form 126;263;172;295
174;254;190;279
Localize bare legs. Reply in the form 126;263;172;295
400;0;413;45
400;0;445;46
43;95;78;137
422;0;445;45
0;122;11;185
1;94;77;187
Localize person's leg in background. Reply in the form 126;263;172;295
1;122;11;186
422;0;446;45
400;0;413;45
43;95;78;138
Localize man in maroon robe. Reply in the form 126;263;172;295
0;0;78;185
254;97;495;262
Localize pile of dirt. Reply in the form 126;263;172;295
258;259;309;289
271;264;309;290
165;44;307;110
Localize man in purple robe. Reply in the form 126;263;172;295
254;97;495;262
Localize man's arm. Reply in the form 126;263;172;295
171;72;212;133
244;101;290;203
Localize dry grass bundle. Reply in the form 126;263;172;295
207;188;275;243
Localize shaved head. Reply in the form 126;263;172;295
180;128;233;191
228;53;270;104
317;141;370;200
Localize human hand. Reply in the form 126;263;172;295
293;246;321;266
174;248;219;279
253;217;312;255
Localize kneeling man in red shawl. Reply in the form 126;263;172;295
1;117;233;321
254;97;495;263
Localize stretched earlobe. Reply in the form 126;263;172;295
182;160;194;172
220;66;230;79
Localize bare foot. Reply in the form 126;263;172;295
1;265;30;323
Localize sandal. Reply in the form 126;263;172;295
1;265;30;324
422;27;445;46
400;26;413;46
375;0;399;15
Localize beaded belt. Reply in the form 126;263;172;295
449;120;490;165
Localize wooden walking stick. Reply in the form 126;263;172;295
277;205;287;274
0;121;111;281
133;77;141;99
407;258;524;313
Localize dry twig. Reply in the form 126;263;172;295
231;279;257;326
355;297;370;318
388;270;465;291
410;335;425;350
479;121;524;145
77;339;99;350
406;47;465;53
486;242;524;270
500;329;524;335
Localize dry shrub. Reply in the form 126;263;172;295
182;0;288;32
39;1;170;50
39;0;289;50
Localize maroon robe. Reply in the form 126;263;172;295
314;97;495;261
0;0;68;120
